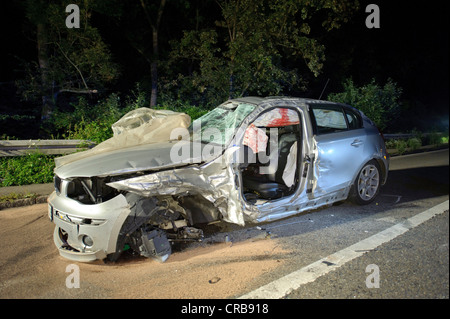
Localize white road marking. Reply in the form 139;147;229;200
239;200;449;299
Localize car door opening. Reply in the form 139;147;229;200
240;108;302;202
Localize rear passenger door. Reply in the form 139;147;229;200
309;104;366;196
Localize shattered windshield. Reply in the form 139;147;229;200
189;102;255;146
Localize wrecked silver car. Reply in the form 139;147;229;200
48;97;389;262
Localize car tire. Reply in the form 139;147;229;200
350;160;381;205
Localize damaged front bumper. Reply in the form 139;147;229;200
48;191;130;262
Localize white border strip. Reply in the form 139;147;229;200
240;200;449;299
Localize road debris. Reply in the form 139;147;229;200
208;276;221;284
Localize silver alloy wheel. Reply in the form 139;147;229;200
357;164;380;201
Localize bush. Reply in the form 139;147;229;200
328;78;402;132
385;137;422;154
406;137;422;150
384;139;396;149
394;140;408;155
425;132;445;147
155;104;208;121
46;84;150;144
157;89;211;119
47;93;122;144
44;83;210;145
0;153;55;187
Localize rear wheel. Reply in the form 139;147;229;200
350;160;381;205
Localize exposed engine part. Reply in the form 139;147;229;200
137;227;171;262
178;194;220;224
107;194;160;261
108;193;204;262
179;227;204;240
167;226;204;242
160;219;188;230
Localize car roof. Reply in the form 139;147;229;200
228;96;360;114
229;96;341;107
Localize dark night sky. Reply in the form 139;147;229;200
0;1;448;126
313;1;449;113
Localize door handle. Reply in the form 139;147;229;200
351;139;364;147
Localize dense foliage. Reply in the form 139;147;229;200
0;153;55;187
327;78;402;131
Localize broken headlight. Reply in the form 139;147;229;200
66;177;120;204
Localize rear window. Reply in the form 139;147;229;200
310;104;362;135
311;107;347;134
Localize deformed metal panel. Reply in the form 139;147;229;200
55;108;191;169
107;147;247;225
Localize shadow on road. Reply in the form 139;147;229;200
384;165;449;201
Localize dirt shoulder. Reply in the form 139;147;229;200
0;183;53;210
0;203;289;299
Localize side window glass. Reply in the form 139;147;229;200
344;109;362;130
312;107;347;134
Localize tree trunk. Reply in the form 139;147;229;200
37;22;52;120
150;27;158;107
140;0;166;107
150;62;158;107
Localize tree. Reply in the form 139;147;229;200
165;0;359;107
17;0;119;119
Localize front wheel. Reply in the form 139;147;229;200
350;160;381;205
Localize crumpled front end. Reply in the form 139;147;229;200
48;190;130;262
107;147;246;226
48;172;214;262
48;143;245;263
48;105;253;263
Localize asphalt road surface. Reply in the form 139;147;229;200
0;149;448;301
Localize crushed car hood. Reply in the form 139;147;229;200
54;107;198;179
54;141;206;179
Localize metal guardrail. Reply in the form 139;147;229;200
1;133;445;157
383;133;415;140
0;140;96;157
384;132;446;140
